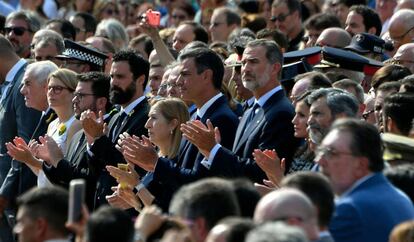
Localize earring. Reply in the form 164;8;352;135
170;130;174;135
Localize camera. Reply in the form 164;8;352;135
146;9;161;27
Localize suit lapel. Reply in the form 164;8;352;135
0;63;26;109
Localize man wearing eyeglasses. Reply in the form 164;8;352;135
270;0;304;51
316;119;414;242
5;11;40;59
209;7;241;42
388;9;414;53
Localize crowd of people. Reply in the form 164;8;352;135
0;0;414;241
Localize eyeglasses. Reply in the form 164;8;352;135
390;25;414;43
48;85;71;94
167;82;179;88
105;9;119;15
73;92;96;100
5;26;32;36
362;109;374;120
390;57;414;66
270;12;292;23
315;146;354;160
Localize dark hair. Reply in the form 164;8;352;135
169;178;240;230
46;19;76;40
256;28;289;50
282;172;335;227
383;93;414;136
0;15;5;34
129;34;154;58
272;0;302;17
173;2;196;18
86;206;134;242
181;21;209;44
216;217;256;242
17;186;69;236
384;164;414;203
73;12;97;34
330;119;384;172
304;13;341;31
349;5;382;36
217;7;242;26
77;72;112;112
371;64;411;91
112;49;150;89
377;81;401;94
230;179;261;218
334;0;366;7
400;74;414;93
178;47;224;89
6;11;41;33
332;79;364;104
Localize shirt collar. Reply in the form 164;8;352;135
197;93;223;119
120;96;146;116
5;59;26;84
340;173;375;198
255;85;283;107
246;97;255;107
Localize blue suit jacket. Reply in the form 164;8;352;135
209;89;300;183
152;95;239;190
330;173;414;242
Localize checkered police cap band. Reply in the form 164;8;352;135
63;48;105;67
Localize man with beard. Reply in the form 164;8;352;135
38;72;113;209
82;50;150;208
180;39;300;183
5;11;40;59
307;88;359;147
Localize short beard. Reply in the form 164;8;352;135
110;81;136;105
307;124;328;145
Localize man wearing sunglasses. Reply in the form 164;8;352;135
5;11;40;59
270;0;304;51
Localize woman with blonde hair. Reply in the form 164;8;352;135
106;97;189;211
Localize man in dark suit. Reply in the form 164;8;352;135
0;36;42;242
114;48;239;209
181;39;299;183
39;72;113;209
0;61;58;221
82;50;150;208
317;119;414;242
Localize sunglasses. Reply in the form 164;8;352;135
270;12;291;23
5;26;31;36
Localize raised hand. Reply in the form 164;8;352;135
106;186;133;210
6;137;34;162
135;205;165;241
117;185;143;212
180;119;220;158
253;149;285;187
80;110;105;142
121;135;158;172
36;135;63;167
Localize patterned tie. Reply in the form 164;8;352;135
112;112;127;141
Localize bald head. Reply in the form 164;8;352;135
394;43;414;72
254;189;319;240
316;27;352;48
395;0;414;12
389;9;414;49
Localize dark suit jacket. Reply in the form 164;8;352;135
152;95;239;190
330;173;414;242
0;109;56;203
0;62;41;197
209;89;300;183
89;98;149;208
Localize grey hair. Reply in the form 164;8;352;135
308;88;359;117
6;11;41;33
25;61;59;85
34;33;65;54
246;222;309;242
95;18;129;51
246;39;283;66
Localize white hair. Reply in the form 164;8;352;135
25;61;59;84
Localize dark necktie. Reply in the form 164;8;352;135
245;103;260;127
112;112;127;140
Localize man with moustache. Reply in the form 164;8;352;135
307;88;359;147
5;11;40;59
82;50;150;208
181;39;299;183
37;72;113;209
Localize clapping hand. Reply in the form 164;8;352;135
118;135;158;172
253;149;285;187
180;119;220;158
6;137;34;163
80;110;107;143
106;162;140;188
